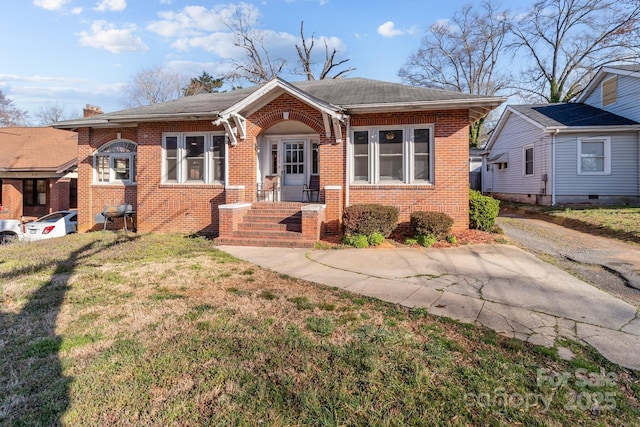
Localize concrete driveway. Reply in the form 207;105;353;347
219;244;640;371
498;210;640;299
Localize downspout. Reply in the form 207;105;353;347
551;130;556;206
345;115;351;207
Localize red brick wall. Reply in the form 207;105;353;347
77;128;139;232
348;110;470;231
49;178;71;213
0;179;23;219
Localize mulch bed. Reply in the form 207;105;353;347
318;228;501;249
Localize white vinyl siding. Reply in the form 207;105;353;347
482;113;549;195
583;73;640;122
555;133;638;196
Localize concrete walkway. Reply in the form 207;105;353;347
219;244;640;371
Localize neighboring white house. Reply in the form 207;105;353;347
482;65;640;205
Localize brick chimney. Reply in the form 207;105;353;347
83;104;103;117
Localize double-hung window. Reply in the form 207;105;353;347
524;146;534;176
351;125;433;184
578;137;610;175
93;140;137;185
162;133;226;184
24;179;47;206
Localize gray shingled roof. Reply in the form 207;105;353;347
55;77;503;127
510;103;638;127
605;64;640;73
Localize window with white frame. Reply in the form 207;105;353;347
351;125;433;184
524;146;534;176
578;137;610;175
162;133;226;184
94;140;137;185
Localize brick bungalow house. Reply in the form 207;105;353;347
0;127;78;221
54;77;504;246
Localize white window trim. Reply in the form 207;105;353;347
92;139;137;185
577;137;611;175
162;132;227;184
349;124;434;185
523;145;534;177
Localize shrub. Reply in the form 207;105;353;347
410;211;453;239
342;234;369;248
446;235;458;244
469;190;500;231
342;204;398;237
416;234;438;247
367;232;385;246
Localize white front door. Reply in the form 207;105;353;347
281;140;305;201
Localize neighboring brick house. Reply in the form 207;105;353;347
0;127;78;221
54;78;504;246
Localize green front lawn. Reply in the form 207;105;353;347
1;233;638;425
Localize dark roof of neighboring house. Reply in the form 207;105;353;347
0;127;77;173
509;103;639;127
54;77;506;128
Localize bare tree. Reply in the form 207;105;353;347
224;8;286;84
35;101;79;125
121;65;185;108
510;0;640;103
399;0;510;146
0;89;28;127
295;21;355;80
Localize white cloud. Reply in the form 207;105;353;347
33;0;71;11
0;74;86;84
77;20;148;53
71;7;83;14
377;21;404;38
148;3;259;38
94;0;127;12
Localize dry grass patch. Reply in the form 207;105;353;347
1;232;639;426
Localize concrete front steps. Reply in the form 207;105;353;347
215;202;317;248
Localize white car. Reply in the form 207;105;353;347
0;219;23;244
24;210;78;242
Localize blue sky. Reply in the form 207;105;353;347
2;0;493;120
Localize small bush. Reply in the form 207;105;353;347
367;232;385;246
342;204;398;237
404;237;419;245
410;211;453;239
342;234;369;248
446;235;458;244
416;234;438;247
469;190;500;231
